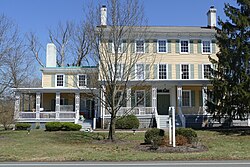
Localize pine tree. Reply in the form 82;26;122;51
207;0;250;122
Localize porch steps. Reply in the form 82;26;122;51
157;115;183;129
77;119;93;131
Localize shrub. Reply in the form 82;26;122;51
45;122;62;131
115;115;139;129
144;128;165;144
62;122;82;131
176;135;189;146
15;123;31;130
176;128;197;143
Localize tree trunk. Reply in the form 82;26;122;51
108;114;116;141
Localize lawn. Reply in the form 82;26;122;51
0;129;249;161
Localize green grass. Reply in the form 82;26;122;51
0;129;249;161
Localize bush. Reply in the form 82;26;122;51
176;135;189;146
15;123;31;130
115;115;139;129
144;128;165;144
45;122;62;131
176;128;197;143
62;122;82;131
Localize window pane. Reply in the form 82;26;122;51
158;40;166;52
203;65;211;79
136;91;145;107
181;64;189;79
79;75;86;86
159;64;167;79
182;91;190;107
136;40;144;53
136;64;144;79
57;75;64;86
203;41;211;53
181;41;189;53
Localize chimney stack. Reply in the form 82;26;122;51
207;6;217;28
100;5;107;27
46;43;56;67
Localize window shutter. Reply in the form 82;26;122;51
131;40;135;53
65;75;68;87
176;64;180;79
130;65;135;80
191;90;195;107
153;64;158;79
175;40;180;53
145;40;149;53
199;90;203;106
51;75;55;87
168;64;172;79
145;64;150;79
198;64;202;79
122;40;127;53
146;90;151;107
153;40;157;53
197;40;202;54
190;64;194;79
212;40;216;54
131;90;135;107
108;40;112;53
190;40;194;53
167;40;171;53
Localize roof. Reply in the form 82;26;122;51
146;26;216;33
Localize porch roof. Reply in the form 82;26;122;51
12;87;97;94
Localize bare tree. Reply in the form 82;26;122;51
88;0;151;140
0;97;14;130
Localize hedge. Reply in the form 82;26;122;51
15;123;31;130
45;122;82;131
115;115;140;129
144;128;165;144
176;128;198;143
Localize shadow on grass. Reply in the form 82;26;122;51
201;126;250;136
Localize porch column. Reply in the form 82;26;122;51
75;93;80;123
36;92;41;120
55;92;60;120
14;92;20;120
126;88;131;108
177;86;182;114
202;85;208;115
93;98;98;130
152;87;157;111
101;86;106;129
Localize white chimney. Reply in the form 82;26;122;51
46;43;56;67
207;6;217;28
101;5;107;26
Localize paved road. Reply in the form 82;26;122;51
1;161;250;167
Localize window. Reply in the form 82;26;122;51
115;64;124;80
136;64;144;80
203;64;212;79
135;90;145;107
159;64;167;79
158;40;167;53
180;40;189;53
78;74;87;87
112;41;123;53
202;41;211;53
182;90;191;107
56;74;64;87
181;64;189;79
136;40;144;53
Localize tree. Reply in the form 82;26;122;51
207;0;250;123
88;0;151;140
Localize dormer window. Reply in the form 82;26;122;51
78;74;87;87
56;74;64;87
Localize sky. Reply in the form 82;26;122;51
0;0;237;65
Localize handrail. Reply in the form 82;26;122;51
153;107;160;129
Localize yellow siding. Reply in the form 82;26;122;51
42;74;52;87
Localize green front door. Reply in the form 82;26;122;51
157;94;170;115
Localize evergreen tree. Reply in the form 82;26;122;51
207;0;250;122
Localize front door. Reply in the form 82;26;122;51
157;93;170;115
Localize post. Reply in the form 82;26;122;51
169;107;172;145
75;93;80;124
55;92;60;120
172;106;176;147
36;92;41;120
202;85;208;114
152;87;157;109
14;93;20;120
101;86;106;129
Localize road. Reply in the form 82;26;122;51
1;161;250;167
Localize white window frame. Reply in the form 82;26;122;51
202;64;212;79
182;90;191;107
135;90;145;107
201;40;212;54
179;40;190;54
135;40;145;53
55;74;65;87
157;39;167;53
180;64;190;79
136;64;145;80
158;64;168;79
78;74;87;87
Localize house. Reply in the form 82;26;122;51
13;6;219;129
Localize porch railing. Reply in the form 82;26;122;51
59;112;75;118
105;107;156;116
40;112;56;119
18;111;75;120
19;112;36;119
